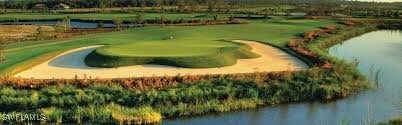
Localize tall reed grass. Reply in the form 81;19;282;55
37;104;161;124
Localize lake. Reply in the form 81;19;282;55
0;20;136;28
163;30;402;125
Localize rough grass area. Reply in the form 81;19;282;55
0;66;370;124
0;19;335;75
85;40;259;68
377;117;402;125
0;25;55;40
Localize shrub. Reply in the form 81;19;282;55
113;16;123;30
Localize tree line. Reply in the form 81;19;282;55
2;0;258;9
1;0;396;9
1;0;400;15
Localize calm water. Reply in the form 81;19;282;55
163;30;402;125
0;21;134;28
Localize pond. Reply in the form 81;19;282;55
163;30;402;125
0;20;135;28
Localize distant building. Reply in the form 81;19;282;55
53;3;70;10
32;3;48;10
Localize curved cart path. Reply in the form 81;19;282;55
14;40;308;79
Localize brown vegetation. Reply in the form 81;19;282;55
1;71;294;90
287;24;339;68
0;25;54;40
339;20;357;26
52;28;115;39
0;25;115;43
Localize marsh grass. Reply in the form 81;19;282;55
158;99;262;117
37;104;161;124
377;117;402;125
368;64;382;88
0;70;371;123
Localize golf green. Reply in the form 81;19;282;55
85;40;259;68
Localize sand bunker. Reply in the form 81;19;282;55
14;40;308;79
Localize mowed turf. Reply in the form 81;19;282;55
85;40;259;68
0;13;223;21
0;19;336;75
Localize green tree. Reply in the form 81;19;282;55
215;0;226;12
35;26;46;40
54;17;70;33
176;0;185;12
135;13;144;24
62;16;70;32
155;0;163;7
308;0;340;16
99;0;108;11
139;0;146;12
159;15;166;25
394;10;400;18
207;0;215;12
113;16;124;30
213;13;218;21
130;0;137;7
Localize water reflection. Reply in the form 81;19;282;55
163;30;402;125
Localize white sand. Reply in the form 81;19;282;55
14;40;308;79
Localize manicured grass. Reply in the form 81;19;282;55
85;40;259;68
233;5;295;12
0;19;336;75
0;13;226;21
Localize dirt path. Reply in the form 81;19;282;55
14;40;308;79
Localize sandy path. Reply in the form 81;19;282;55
14;40;308;79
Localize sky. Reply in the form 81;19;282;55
358;0;402;2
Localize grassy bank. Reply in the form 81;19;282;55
0;68;370;124
377;117;402;125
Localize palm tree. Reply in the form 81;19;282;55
113;16;123;30
0;37;7;62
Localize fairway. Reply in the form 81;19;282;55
0;13;224;21
1;19;336;75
